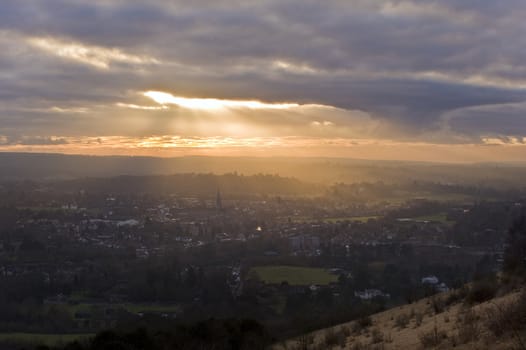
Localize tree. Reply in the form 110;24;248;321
504;214;526;273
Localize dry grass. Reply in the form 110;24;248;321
274;289;525;350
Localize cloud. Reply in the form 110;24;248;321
443;101;526;139
116;103;168;111
1;0;526;161
0;135;69;146
49;106;89;113
2;134;526;163
27;36;159;69
311;121;334;127
143;91;303;110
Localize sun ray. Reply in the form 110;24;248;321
143;91;300;110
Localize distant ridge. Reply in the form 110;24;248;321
1;152;526;187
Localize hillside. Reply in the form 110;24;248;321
277;286;526;349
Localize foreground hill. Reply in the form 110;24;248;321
277;286;526;349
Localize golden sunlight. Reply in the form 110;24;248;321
143;91;300;110
27;37;159;69
3;135;526;162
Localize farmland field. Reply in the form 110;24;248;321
0;333;93;346
412;212;455;225
322;216;381;223
250;266;338;285
65;302;180;316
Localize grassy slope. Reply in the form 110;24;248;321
276;289;525;349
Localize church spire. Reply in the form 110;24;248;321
216;189;223;210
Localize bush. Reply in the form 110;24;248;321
341;325;351;337
295;334;314;350
371;328;384;344
358;316;372;328
431;297;445;314
395;313;410;329
456;308;480;344
324;328;339;347
503;214;526;273
352;316;372;334
337;331;347;348
445;286;469;306
486;289;526;337
466;278;497;304
414;312;423;327
322;327;347;348
350;340;365;350
54;319;272;350
419;323;447;348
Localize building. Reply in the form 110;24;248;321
216;190;223;210
421;275;449;293
421;276;439;285
354;289;390;300
289;235;320;252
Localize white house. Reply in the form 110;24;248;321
421;275;439;285
354;289;390;300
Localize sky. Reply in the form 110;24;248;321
1;0;526;162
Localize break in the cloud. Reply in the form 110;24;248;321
0;0;526;161
143;91;303;110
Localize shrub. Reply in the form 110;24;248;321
414;312;424;327
445;286;469;306
431;297;445;314
395;313;410;329
341;325;351;337
384;332;393;343
295;334;314;350
350;340;365;350
337;331;347;348
371;328;383;344
486;289;526;337
324;328;339;347
503;215;526;274
466;278;497;304
352;316;372;334
419;323;447;348
456;308;480;344
358;316;372;328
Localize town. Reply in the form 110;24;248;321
0;173;519;340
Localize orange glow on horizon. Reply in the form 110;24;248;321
1;135;526;163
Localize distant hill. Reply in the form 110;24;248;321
51;173;320;196
1;152;526;188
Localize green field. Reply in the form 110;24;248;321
287;215;381;224
412;213;455;225
0;333;93;346
66;302;180;316
250;266;338;286
322;216;381;223
122;303;180;314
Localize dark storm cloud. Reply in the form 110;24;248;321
0;0;525;141
447;102;526;137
